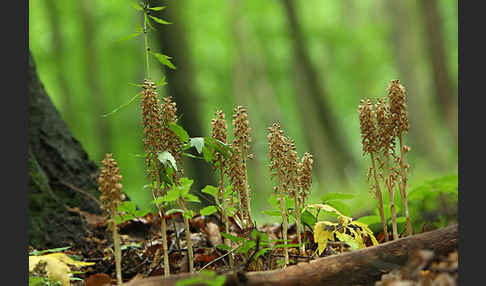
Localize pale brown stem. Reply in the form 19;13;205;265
398;134;413;236
385;153;399;240
294;193;304;255
112;207;122;285
278;175;289;267
370;153;389;242
219;163;234;268
178;196;194;272
150;147;170;276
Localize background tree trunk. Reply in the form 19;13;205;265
282;0;357;181
150;0;216;205
419;0;458;143
28;50;101;249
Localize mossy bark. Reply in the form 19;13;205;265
28;50;101;249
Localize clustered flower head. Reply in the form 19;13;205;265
285;140;300;197
232;106;252;155
387;79;409;136
267;123;288;188
141;80;163;179
375;97;395;155
98;153;124;229
358;99;378;155
211;110;228;144
297;152;313;204
161;96;182;165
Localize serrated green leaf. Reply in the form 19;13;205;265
116;32;141;43
103;92;142;117
190;137;205;153
151;52;176;69
200;205;218;216
168;122;189;142
149;15;171;25
174;178;194;196
148;6;166;11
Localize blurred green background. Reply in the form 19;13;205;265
29;0;457;225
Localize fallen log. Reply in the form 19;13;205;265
122;224;458;286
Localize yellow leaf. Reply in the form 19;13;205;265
45;253;95;267
305;204;343;216
314;221;336;255
29;255;71;286
352;221;379;246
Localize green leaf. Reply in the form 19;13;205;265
216;244;232;251
201;185;219;197
151;52;176;69
254;248;271;260
116;32;141;43
301;209;317;228
149;15;171;25
326;200;351;217
190;137;205;153
321;192;355;202
153;191;179;205
155;76;167;86
221;232;245;243
356;215;382;226
144;13;156;31
182;209;195;219
130;0;143;11
158;151;178;171
148;6;166;11
184;193;200;203
200;206;218;216
202;145;216;163
166;208;184;216
175;178;194;196
263;210;282;217
168;122;189;142
103;92;142;117
30;246;72;256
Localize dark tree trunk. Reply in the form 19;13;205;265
282;0;357;180
28;50;101;249
384;0;449;169
149;0;215;205
419;0;458;143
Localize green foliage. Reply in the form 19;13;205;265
175;270;226;286
116;201;151;225
405;174;458;231
29;276;61;286
29;247;71;256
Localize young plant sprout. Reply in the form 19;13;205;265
267;123;290;266
98;153;124;285
359;99;389;242
387;80;412;236
210;110;234;268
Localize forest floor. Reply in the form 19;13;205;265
29;208;458;286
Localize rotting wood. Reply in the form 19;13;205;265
121;224;458;286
